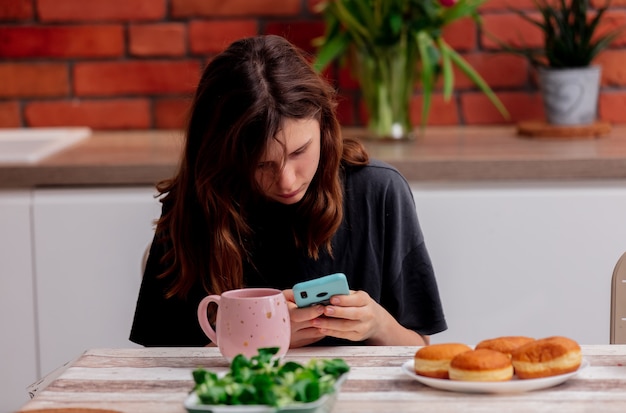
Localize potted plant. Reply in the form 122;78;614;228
497;0;623;126
313;0;509;140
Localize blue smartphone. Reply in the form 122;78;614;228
293;273;350;308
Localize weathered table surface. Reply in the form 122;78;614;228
17;345;626;413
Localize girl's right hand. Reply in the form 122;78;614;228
282;289;327;348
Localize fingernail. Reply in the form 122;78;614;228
330;297;340;305
325;306;334;315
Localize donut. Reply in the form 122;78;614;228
511;336;582;379
475;336;535;358
413;343;472;379
449;349;514;382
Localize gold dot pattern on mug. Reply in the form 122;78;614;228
266;312;272;319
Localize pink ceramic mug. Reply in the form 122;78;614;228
197;288;291;360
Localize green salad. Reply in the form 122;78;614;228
192;347;350;408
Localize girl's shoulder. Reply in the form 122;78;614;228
344;159;409;187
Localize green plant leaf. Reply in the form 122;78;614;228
436;37;454;101
440;0;486;25
192;348;349;408
416;30;436;127
312;0;517;130
496;0;621;68
332;0;370;42
313;32;351;72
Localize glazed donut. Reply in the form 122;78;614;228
414;343;472;379
475;336;535;358
511;336;582;379
449;349;514;382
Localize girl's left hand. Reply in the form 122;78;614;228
282;289;327;348
312;290;428;346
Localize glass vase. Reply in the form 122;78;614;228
353;40;417;140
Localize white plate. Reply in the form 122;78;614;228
401;358;589;394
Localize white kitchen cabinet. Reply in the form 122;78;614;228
0;191;38;413
412;180;626;345
32;187;161;376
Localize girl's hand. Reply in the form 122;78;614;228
312;290;428;346
282;289;327;348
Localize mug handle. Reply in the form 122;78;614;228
197;295;219;344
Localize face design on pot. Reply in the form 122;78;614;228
543;81;585;115
539;67;601;125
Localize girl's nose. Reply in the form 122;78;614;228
276;163;296;190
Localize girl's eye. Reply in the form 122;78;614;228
292;147;306;156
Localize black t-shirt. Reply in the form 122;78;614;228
129;159;447;346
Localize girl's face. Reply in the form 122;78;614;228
255;117;321;205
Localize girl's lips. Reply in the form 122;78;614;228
277;187;303;199
278;190;299;199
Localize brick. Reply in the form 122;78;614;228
410;94;460;126
171;0;301;17
595;50;626;86
442;18;477;52
189;20;258;55
461;91;544;124
595;11;626;48
130;23;186;57
37;0;165;22
264;21;326;54
154;97;192;129
0;25;123;58
591;0;626;7
481;12;544;50
0;101;21;127
74;61;201;96
0;63;68;97
479;0;537;11
598;92;626;123
24;99;151;129
454;53;529;89
0;0;33;20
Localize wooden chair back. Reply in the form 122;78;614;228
611;251;626;344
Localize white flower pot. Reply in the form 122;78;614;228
538;65;601;126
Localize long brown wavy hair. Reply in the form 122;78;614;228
156;35;369;299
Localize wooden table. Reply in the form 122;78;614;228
18;346;626;413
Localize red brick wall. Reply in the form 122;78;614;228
0;0;625;129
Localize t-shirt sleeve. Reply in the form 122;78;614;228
377;165;448;336
129;229;210;347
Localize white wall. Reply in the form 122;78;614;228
412;180;626;345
